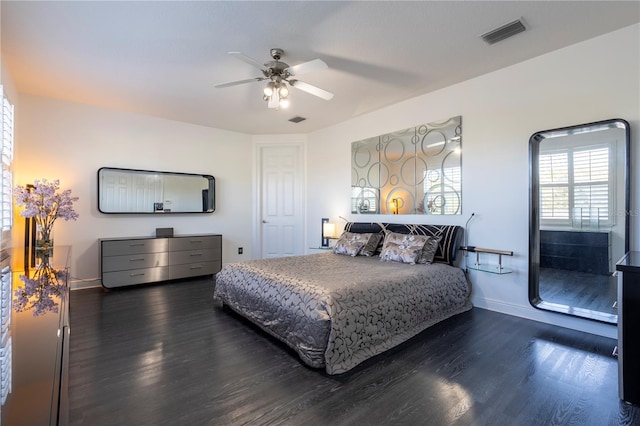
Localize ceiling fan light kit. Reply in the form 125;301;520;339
262;79;290;109
215;48;334;110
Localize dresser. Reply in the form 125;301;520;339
2;246;71;425
100;234;222;288
540;230;611;275
615;252;640;406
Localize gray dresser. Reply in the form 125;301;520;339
100;234;222;288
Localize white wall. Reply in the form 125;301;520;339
9;23;638;336
306;24;640;339
14;95;254;288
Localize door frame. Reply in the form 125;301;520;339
252;135;306;259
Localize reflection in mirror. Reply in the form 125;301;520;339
529;119;629;324
98;167;215;214
351;116;462;215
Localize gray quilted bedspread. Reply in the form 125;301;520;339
213;252;471;374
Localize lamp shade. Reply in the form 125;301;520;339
279;83;289;98
264;81;275;96
322;222;336;239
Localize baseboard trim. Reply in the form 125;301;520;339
473;296;617;339
70;280;102;290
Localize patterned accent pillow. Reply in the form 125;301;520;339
333;232;370;256
417;236;442;264
379;232;429;264
359;233;383;256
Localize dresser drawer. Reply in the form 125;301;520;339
100;234;221;288
102;266;169;288
102;238;168;256
169;236;220;252
102;252;169;273
169;261;220;280
169;249;219;266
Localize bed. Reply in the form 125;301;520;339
213;223;471;375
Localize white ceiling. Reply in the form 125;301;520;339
2;1;639;135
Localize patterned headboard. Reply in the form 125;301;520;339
343;222;464;265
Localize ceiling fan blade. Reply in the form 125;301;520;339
285;59;328;76
228;52;268;72
289;79;334;101
214;77;264;89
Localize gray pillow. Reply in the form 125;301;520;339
417;236;442;264
333;232;371;256
379;232;429;264
359;232;383;256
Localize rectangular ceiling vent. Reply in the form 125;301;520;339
481;18;526;45
288;116;306;123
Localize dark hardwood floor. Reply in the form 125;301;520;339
69;278;639;425
540;267;618;315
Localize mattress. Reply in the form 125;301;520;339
214;251;471;374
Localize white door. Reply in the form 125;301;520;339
100;171;162;213
259;144;303;258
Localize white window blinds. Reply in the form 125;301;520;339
351;187;379;214
423;166;462;215
539;152;569;220
573;147;609;223
539;144;611;227
0;87;14;233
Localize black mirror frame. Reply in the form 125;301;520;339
98;167;216;214
528;118;630;324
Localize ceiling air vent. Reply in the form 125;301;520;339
481;18;526;45
289;116;306;123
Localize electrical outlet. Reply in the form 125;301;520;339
238;247;243;255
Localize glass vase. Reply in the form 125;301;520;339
35;223;54;258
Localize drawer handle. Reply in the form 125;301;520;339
129;257;146;262
129;272;145;277
129;243;145;247
190;253;203;257
189;266;204;270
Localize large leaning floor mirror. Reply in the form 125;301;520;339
529;118;630;324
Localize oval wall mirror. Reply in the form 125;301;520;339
529;118;629;324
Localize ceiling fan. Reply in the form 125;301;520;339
214;48;334;109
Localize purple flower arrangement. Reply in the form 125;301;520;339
15;178;79;225
14;263;68;316
13;179;78;315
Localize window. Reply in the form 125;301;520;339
351;187;379;214
539;144;612;227
423;165;462;215
539;151;569;220
0;86;13;235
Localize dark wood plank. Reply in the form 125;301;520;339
69;279;640;425
540;267;617;315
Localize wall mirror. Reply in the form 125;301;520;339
351;116;462;215
529;118;629;324
98;167;215;214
